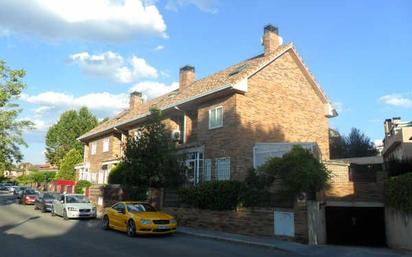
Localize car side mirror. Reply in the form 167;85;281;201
117;209;125;214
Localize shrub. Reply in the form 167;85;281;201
108;162;125;184
121;186;148;201
240;169;273;207
385;173;412;213
178;181;244;211
74;180;92;194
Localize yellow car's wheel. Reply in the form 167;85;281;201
102;215;110;230
127;220;136;237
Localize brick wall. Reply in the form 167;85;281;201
233;50;330;180
163;206;308;243
324;161;384;202
86;134;122;173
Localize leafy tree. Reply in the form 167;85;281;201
0;60;33;172
45;107;98;166
329;128;378;159
74;180;92;194
118;108;186;189
260;145;331;199
56;148;82;180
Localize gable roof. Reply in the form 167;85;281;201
79;43;331;141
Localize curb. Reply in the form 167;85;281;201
177;229;292;253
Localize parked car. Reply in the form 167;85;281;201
14;186;28;198
19;189;39;205
34;192;60;212
102;201;177;237
52;194;96;220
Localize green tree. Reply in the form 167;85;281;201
119;108;186;189
45;107;98;166
329;128;378;159
260;145;331;199
0;60;33;172
56;148;82;180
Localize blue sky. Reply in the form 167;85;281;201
0;0;411;164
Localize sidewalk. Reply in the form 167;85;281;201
177;227;412;257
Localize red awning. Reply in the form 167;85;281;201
50;180;76;186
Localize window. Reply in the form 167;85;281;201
91;142;97;155
103;137;110;152
209;106;223;129
204;159;212;182
216;157;230;181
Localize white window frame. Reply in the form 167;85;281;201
90;142;97;155
102;137;110;152
208;106;223;129
216;157;230;181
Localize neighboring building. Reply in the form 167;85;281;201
382;117;412;160
76;25;337;185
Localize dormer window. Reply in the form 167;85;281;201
209;106;223;129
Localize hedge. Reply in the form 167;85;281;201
74;180;92;194
178;181;244;211
385;172;412;213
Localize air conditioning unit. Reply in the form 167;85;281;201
171;129;181;141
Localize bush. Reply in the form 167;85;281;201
74;180;92;194
385;173;412;213
121;186;148;201
259;145;331;198
240;170;273;207
178;181;244;211
108;162;125;184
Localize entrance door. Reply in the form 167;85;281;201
325;206;386;246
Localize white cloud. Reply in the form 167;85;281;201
379;93;412;108
332;101;350;113
69;51;158;83
129;81;179;100
0;0;167;42
166;0;218;13
154;45;165;51
21;91;128;115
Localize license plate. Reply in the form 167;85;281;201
157;225;169;230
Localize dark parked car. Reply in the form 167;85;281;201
14;186;28;198
19;189;38;205
35;192;60;212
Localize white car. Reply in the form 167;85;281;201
52;194;97;220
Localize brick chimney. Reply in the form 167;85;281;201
179;65;195;90
129;91;143;110
262;24;282;55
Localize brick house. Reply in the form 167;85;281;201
76;25;337;185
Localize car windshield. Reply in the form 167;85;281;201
25;190;37;195
66;195;89;203
127;203;157;213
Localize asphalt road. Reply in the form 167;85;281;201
0;191;294;257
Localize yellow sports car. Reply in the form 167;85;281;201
102;201;177;237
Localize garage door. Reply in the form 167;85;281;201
325;207;386;246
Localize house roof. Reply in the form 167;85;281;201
79;43;330;142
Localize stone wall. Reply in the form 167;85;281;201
163;205;309;243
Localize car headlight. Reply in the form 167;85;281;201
67;207;78;211
170;219;177;224
140;219;152;225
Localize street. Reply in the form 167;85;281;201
0;192;292;257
